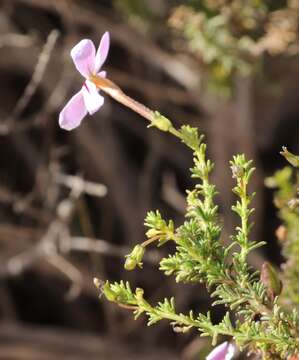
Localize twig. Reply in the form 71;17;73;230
161;172;186;213
0;322;178;360
0;29;60;133
70;237;160;264
46;253;83;300
0;33;35;48
54;172;107;198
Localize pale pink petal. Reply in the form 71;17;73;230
70;39;96;78
95;32;110;72
98;70;107;78
59;91;87;131
206;342;235;360
82;80;104;115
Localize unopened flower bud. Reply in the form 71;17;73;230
124;244;145;271
275;225;288;243
135;288;144;301
146;228;160;238
102;281;117;302
150;112;172;132
280;147;299;167
261;262;282;299
133;244;145;259
124;257;137;271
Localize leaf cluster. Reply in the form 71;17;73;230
99;125;299;358
266;148;299;308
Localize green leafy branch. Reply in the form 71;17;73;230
96;116;299;358
99;280;299;357
267;147;299;307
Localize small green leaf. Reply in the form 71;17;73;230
280;147;299;167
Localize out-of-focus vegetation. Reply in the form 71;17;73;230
266;149;299;309
118;0;299;94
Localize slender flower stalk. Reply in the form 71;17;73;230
90;74;154;122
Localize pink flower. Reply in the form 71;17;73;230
206;342;235;360
59;32;110;131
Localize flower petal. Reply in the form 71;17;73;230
95;32;110;72
206;342;235;360
98;70;107;78
59;91;87;131
82;80;104;115
70;39;96;78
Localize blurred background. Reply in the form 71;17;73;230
0;0;299;359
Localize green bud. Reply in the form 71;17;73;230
124;245;145;271
102;281;117;302
280;147;299;167
150;112;172;132
135;288;144;301
124;257;137;271
132;244;145;261
261;262;282;299
146;228;160;238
